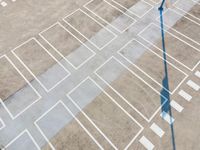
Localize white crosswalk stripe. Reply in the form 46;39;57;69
150;123;165;138
170;100;184;112
187;80;200;91
139;136;154;150
160;111;175;125
1;1;7;7
178;90;192;101
195;71;200;78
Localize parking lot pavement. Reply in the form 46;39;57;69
0;0;199;149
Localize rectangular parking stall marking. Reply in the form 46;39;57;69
178;90;192;102
35;101;102;150
174;0;200;21
139;136;154;150
170;100;184;113
67;77;143;150
12;38;70;93
0;118;5;130
138;23;200;71
160;111;175;125
195;71;200;78
0;55;41;119
150;123;164;138
160;9;200;46
39;22;95;69
118;39;187;94
3;129;40;150
84;0;136;33
187;80;200;91
95;57;168;122
63;9;117;50
111;0;153;18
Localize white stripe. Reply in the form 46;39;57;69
1;1;7;7
178;90;192;101
139;136;154;150
187;80;199;91
170;100;183;112
195;71;200;78
160;111;175;125
150;123;164;137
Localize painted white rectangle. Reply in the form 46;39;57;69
187;80;199;91
95;56;166;122
63;9;117;50
170;100;183;112
160;111;175;125
174;0;200;21
139;136;154;150
39;22;95;69
160;9;200;46
150;123;164;137
112;0;153;18
195;71;200;78
138;23;200;71
178;90;192;101
117;39;187;94
0;55;41;119
35;101;102;150
12;38;70;92
4;130;40;150
67;77;143;150
84;0;136;33
1;1;7;7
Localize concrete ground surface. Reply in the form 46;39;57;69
0;0;200;149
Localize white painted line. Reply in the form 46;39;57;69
160;111;175;125
139;136;154;150
187;80;200;91
63;9;117;50
117;39;188;94
193;0;200;4
111;0;153;18
0;55;41;120
150;123;164;137
34;100;103;150
138;23;200;71
39;22;95;70
1;1;7;7
3;129;40;150
94;56;168;122
170;100;184;112
148;0;161;4
84;0;136;33
195;71;200;78
67;77;143;150
12;38;71;93
158;9;200;47
174;0;200;22
0;118;5;130
178;90;192;101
